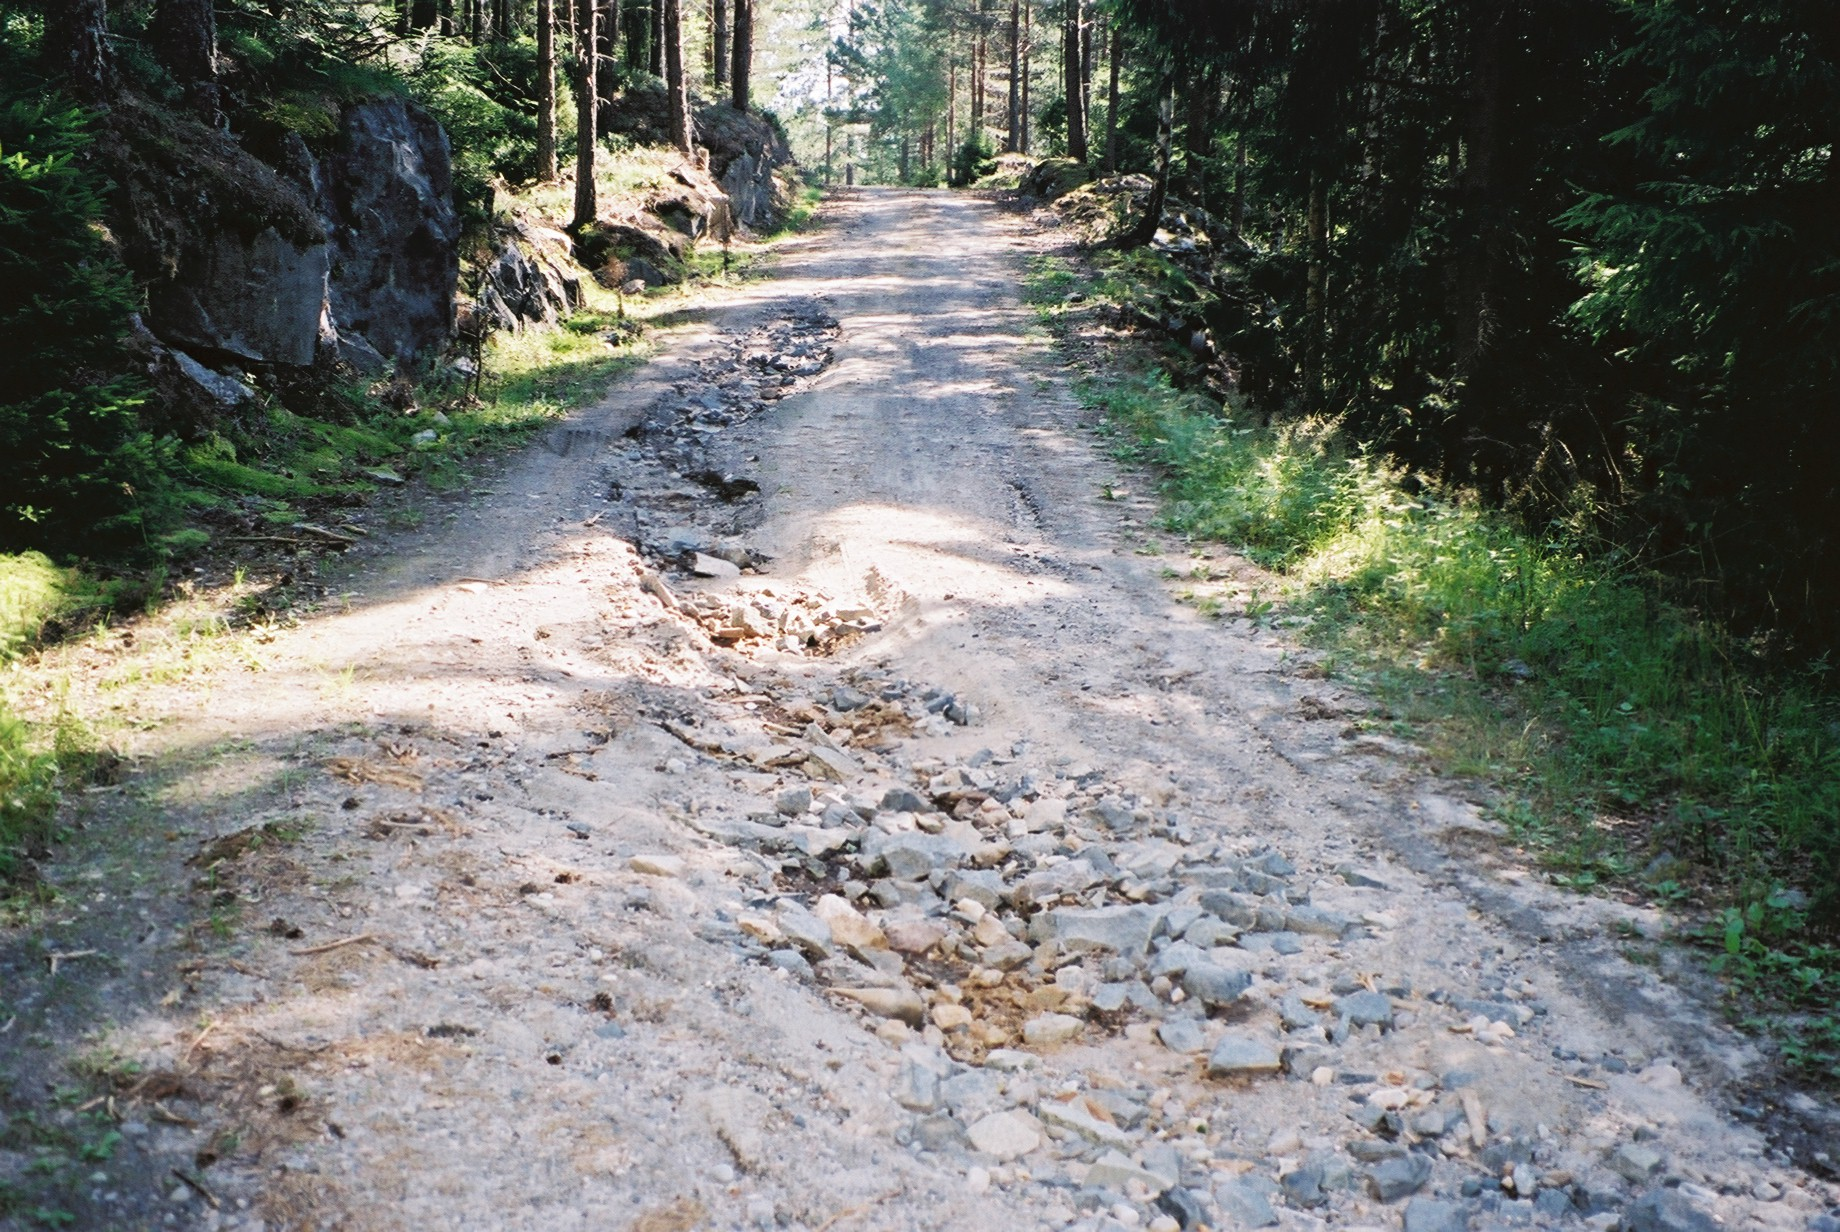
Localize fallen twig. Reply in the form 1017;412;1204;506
171;1168;221;1209
814;1189;900;1232
290;933;376;957
46;949;99;976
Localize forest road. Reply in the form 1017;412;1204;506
18;188;1835;1232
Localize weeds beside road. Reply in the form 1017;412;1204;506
1025;248;1840;1083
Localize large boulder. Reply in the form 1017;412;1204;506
112;99;330;368
1020;157;1092;202
601;83;798;231
477;218;584;333
321;98;460;362
147;225;329;367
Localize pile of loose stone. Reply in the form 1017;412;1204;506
628;302;840;482
657;579;886;655
632;665;1809;1232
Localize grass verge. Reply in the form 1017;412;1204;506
1025;248;1840;1082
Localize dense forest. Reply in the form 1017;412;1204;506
6;0;1835;652
827;0;1839;663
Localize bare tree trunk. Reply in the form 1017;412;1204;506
730;0;752;112
1304;169;1327;406
946;58;957;172
1063;0;1087;163
1008;0;1023;152
535;0;557;180
1454;7;1507;374
1020;0;1032;153
573;0;599;230
152;0;219;122
1124;64;1174;248
664;0;691;151
45;0;114;102
1183;59;1219;205
648;0;662;74
597;0;617;105
1102;20;1120;173
712;0;729;90
972;24;984;141
1232;138;1246;235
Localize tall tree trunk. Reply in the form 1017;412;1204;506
1304;169;1328;407
1102;21;1120;173
597;0;618;106
664;0;691;151
573;0;599;230
1454;7;1507;374
730;0;752;112
648;0;662;74
1063;0;1087;163
47;0;113;102
1124;64;1174;248
1020;0;1032;153
1079;2;1092;131
972;24;984;141
535;0;558;180
946;59;956;172
712;0;729;90
1183;59;1219;204
1231;138;1247;235
151;0;219;122
900;124;910;181
1008;0;1023;152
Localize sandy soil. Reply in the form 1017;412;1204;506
2;189;1834;1232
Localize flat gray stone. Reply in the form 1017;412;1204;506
864;830;969;880
776;908;833;958
1404;1198;1470;1232
880;786;932;814
1368;1154;1433;1202
1610;1143;1665;1184
1028;904;1165;957
1625;1188;1720;1232
1183;962;1252;1009
965;1109;1041;1161
1206;1035;1281;1079
1157;1017;1208;1054
1214;1176;1280;1228
1336;991;1395;1029
1086;1149;1172;1195
1037;1099;1134;1149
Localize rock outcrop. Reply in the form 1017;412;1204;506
321;99;461;362
113;98;330;369
602;83;798;231
476;218;583;334
147;225;329;367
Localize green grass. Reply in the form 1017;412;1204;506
0;554;118;661
1026;251;1840;1080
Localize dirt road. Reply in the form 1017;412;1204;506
5;190;1835;1232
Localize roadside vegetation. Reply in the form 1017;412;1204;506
0;154;795;905
1026;249;1840;1082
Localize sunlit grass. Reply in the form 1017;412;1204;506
1026;249;1840;1078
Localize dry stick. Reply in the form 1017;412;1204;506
813;1189;900;1232
46;948;99;976
291;933;377;957
1461;1089;1489;1147
171;1168;221;1209
183;1021;217;1064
